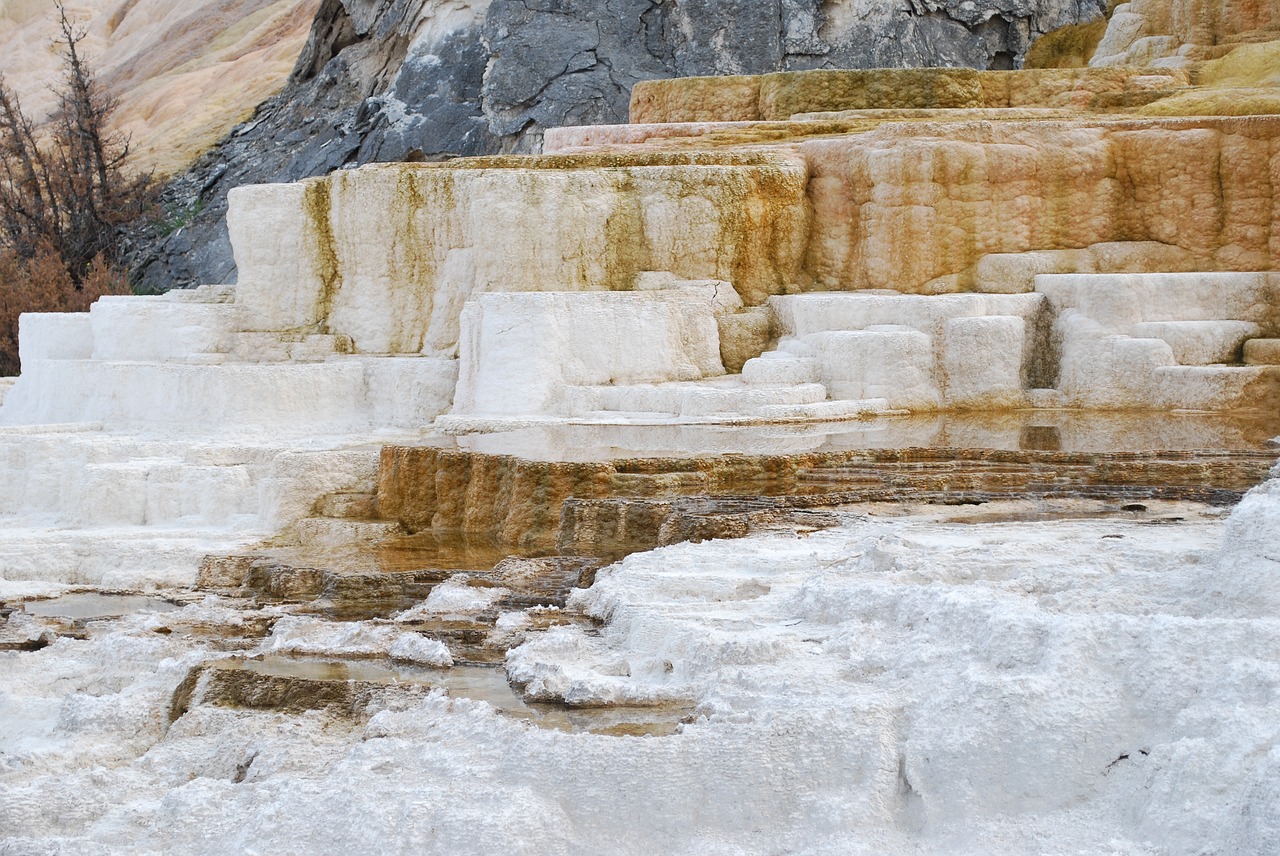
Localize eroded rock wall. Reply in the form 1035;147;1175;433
251;113;1280;310
228;152;809;355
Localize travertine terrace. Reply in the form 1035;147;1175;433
3;3;1280;853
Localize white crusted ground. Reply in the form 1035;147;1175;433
3;483;1277;854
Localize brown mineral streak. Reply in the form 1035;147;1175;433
303;178;339;331
376;445;1277;550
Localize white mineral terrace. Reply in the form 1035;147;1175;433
3;69;1280;856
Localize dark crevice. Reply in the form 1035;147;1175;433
291;0;361;83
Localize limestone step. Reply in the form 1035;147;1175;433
164;284;237;304
968;242;1198;294
0;437;267;525
1;359;371;430
294;518;406;551
770;292;1044;337
799;330;943;410
741;353;820;385
565;381;827;418
1130;320;1262;365
223;332;354;364
1027;388;1065;408
1091;86;1195;109
1244;339;1280;366
63;459;257;527
317;492;379;520
1152;365;1280;410
1;356;457;434
754;398;893;421
89;296;241;363
0;433;380;535
0;526;259;588
1035;271;1280;328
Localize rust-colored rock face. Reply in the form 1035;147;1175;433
629;67;1195;123
801;115;1280;293
378;446;616;547
557;64;1280;297
376;444;1278;552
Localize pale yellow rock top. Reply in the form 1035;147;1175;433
0;0;319;176
629;66;1197;125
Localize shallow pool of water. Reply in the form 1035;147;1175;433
23;593;180;619
450;409;1280;461
211;656;690;736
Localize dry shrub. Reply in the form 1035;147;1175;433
0;243;127;376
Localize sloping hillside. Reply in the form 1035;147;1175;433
0;0;319;177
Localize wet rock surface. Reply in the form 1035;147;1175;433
377;443;1277;550
181;657;695;734
101;428;1266;743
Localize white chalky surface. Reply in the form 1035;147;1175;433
3;488;1278;855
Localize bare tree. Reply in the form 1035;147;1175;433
0;2;152;279
0;2;150;374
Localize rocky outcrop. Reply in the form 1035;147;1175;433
628;65;1193;121
126;0;1107;291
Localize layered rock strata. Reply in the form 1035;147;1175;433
628;65;1194;122
1;4;1280;849
375;445;1277;550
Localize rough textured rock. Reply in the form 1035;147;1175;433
629;65;1188;122
227;152;808;355
19;57;1280;431
800;115;1280;292
376;444;1274;549
1091;0;1280;67
123;0;1108;291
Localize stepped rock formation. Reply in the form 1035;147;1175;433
109;0;1109;290
1091;0;1280;66
3;0;1280;852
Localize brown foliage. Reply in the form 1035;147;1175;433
0;243;128;376
0;2;152;376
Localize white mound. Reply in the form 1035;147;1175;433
3;486;1277;853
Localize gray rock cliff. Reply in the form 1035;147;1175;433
127;0;1106;292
